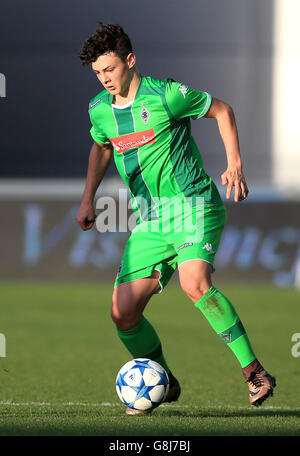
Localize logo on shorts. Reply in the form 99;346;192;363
117;263;122;277
202;242;214;253
177;242;193;252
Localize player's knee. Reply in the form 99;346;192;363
110;296;140;330
181;281;210;303
110;305;134;329
110;300;125;325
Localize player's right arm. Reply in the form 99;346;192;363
76;141;113;231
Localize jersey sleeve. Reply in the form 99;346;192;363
89;108;110;145
165;79;212;120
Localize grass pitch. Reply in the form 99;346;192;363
0;280;300;436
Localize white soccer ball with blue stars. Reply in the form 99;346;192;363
116;358;169;411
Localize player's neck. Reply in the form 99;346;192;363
113;71;141;106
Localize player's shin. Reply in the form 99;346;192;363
194;286;256;368
116;316;170;374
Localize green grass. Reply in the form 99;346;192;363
0;280;300;436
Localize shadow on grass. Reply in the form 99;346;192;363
156;408;300;419
2;406;300;420
1;406;300;436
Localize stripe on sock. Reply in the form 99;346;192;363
218;320;246;344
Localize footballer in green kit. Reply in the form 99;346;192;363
77;22;276;414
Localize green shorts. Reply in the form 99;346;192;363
114;203;226;292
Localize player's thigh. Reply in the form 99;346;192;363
111;270;160;327
176;204;225;302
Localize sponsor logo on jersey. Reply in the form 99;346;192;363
110;129;156;153
178;84;188;98
140;105;150;124
177;242;193;252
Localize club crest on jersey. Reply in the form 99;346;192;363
140;105;150;124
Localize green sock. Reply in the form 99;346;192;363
195;286;256;368
117;316;170;374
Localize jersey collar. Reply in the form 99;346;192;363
110;75;144;106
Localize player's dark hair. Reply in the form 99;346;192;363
79;22;133;66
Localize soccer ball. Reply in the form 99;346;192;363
116;358;169;411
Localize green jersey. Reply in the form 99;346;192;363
88;76;222;223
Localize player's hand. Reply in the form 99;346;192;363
76;203;96;231
221;167;249;202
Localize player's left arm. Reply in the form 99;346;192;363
204;98;249;203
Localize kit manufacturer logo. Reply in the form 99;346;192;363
179;84;188;98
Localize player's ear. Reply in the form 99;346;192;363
126;53;136;69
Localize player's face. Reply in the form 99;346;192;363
91;52;135;96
